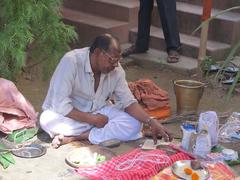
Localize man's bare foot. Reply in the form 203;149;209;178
167;50;180;63
51;134;75;149
51;131;91;149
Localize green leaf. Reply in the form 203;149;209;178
211;145;224;153
226;70;240;100
7;128;38;143
192;6;240;35
1;152;15;164
226;159;240;166
0;144;6;149
0;152;15;169
0;155;10;169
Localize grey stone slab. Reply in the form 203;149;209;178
121;43;198;75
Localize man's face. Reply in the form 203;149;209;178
98;48;122;74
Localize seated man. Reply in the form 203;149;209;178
40;34;172;148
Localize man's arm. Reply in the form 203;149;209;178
66;108;108;128
112;67;172;143
125;102;172;143
124;103;149;123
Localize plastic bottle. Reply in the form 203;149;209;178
198;111;219;147
193;129;211;158
181;124;196;151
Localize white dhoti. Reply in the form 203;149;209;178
39;106;142;144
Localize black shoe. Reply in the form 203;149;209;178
122;45;147;58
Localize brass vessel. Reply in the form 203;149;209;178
173;80;204;115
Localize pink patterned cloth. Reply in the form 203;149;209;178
75;148;192;180
0;78;37;134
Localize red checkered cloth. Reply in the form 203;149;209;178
75;148;192;180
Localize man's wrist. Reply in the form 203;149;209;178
145;117;155;125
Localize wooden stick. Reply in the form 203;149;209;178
198;22;209;74
197;0;212;78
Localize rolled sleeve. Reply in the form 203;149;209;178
52;93;73;116
113;69;137;109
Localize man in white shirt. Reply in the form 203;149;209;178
40;34;172;148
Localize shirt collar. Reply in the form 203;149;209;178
84;48;93;73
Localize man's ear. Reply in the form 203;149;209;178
94;48;102;56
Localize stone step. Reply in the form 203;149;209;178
63;0;139;27
121;43;198;75
129;26;231;61
61;7;129;46
152;2;240;45
177;0;240;13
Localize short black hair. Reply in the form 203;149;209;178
89;34;119;53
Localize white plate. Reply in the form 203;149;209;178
172;160;210;180
65;146;116;168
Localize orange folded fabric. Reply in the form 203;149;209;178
128;79;171;120
144;106;171;120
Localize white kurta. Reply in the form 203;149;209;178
40;48;142;144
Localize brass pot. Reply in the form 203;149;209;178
173;80;205;115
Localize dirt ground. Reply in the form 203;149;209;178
1;62;240;179
17;63;240;114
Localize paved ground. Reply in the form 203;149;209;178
1;53;240;179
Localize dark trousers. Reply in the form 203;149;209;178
135;0;181;53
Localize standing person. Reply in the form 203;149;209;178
122;0;181;63
40;34;172;148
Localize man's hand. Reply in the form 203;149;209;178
149;118;172;144
92;113;109;128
